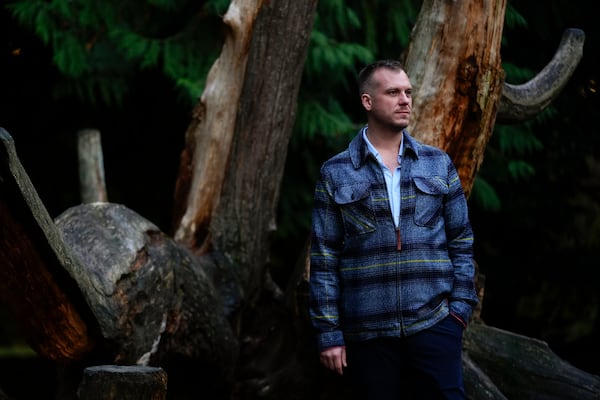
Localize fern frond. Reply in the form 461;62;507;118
52;31;89;77
507;160;536;180
495;125;543;155
296;98;355;141
505;3;528;29
470;176;502;211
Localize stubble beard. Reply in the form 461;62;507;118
388;119;409;133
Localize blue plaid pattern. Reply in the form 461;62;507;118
309;127;478;351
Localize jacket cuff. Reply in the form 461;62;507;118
317;330;345;351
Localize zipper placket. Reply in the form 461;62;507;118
396;151;402;251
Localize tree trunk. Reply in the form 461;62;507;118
171;0;265;250
403;0;506;197
210;0;318;304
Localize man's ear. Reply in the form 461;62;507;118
361;93;372;110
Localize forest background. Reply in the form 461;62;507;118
0;0;599;392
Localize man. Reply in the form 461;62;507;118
308;59;479;399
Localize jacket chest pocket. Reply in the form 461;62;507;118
413;176;449;227
333;182;376;236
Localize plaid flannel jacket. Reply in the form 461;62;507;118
309;127;479;351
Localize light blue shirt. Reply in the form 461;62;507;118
363;129;403;227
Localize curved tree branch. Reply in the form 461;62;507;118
497;28;585;123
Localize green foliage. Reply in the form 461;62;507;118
495;124;543;155
476;121;544;210
360;0;418;54
0;345;36;358
296;97;356;141
6;0;223;105
504;2;528;30
4;0;569;245
470;176;501;212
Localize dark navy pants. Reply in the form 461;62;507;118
344;315;465;400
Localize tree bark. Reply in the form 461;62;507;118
210;0;318;303
172;0;265;249
403;0;507;197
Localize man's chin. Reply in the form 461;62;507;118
391;121;409;131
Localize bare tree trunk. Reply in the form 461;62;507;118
171;0;264;250
403;0;506;197
211;0;318;303
172;0;317;303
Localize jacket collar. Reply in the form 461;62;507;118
349;125;420;169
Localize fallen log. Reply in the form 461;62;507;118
54;202;239;374
464;322;600;399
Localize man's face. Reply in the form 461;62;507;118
361;69;412;131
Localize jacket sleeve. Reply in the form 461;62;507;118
308;168;346;350
443;155;479;324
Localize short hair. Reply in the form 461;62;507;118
358;59;405;95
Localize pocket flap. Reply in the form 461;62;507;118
333;182;371;204
413;176;449;195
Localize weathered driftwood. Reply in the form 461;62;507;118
78;365;167;400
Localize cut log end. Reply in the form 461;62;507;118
77;365;168;400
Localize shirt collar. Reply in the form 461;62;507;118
362;126;404;162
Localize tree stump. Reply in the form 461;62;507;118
78;365;167;400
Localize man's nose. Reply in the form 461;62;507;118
399;93;410;103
